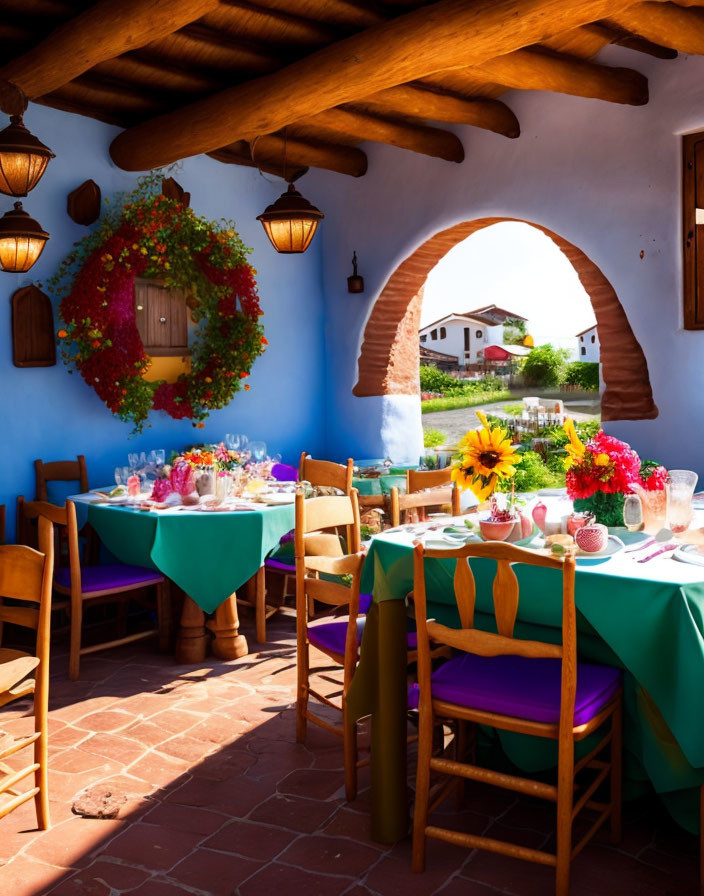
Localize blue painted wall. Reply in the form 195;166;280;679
0;104;328;539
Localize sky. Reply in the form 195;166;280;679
420;222;596;359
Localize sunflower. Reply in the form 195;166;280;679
452;410;522;499
563;418;585;466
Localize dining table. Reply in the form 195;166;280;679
348;520;704;843
71;493;295;662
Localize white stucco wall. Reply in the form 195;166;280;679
578;326;601;363
419;316;489;365
319;46;704;474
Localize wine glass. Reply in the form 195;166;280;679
240;435;249;450
249;441;267;463
114;466;130;486
225;433;240;451
127;452;139;472
154;449;166;466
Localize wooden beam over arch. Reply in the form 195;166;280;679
352;219;658;423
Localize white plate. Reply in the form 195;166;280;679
575;535;626;561
673;544;704;566
256;493;296;505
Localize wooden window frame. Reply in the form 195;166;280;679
682;132;704;329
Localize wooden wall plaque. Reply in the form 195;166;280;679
682;132;704;329
67;179;101;226
11;285;56;367
161;177;190;207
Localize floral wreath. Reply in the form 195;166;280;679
51;174;267;432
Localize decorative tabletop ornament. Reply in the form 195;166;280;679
51;173;266;433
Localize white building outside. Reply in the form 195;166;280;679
576;325;600;363
418;305;528;367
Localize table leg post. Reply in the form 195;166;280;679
371;598;410;843
175;594;208;664
208;593;249;661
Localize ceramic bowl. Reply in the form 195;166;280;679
478;516;517;542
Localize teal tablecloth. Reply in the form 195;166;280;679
87;503;295;614
355;531;704;832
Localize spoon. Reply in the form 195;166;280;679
625;528;672;553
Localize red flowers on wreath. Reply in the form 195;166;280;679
51;174;265;433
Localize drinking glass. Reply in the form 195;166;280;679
138;451;148;469
225;434;240;451
249;441;267;463
154;449;166;466
114;466;130;486
668;469;698;533
240;435;249;450
127;452;139;472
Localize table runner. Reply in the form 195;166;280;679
350;530;704;837
86;502;295;614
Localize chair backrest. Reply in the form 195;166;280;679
18;499;81;596
299;452;354;494
0;515;54;660
413;541;577;728
294;491;363;612
390;467;460;526
35;455;88;502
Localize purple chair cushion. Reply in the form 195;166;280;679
271;463;298;482
308;608;416;656
265;558;296;574
55;565;164;594
407;653;621;726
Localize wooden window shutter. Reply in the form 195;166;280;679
682;132;704;329
134;279;189;355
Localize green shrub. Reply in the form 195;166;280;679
419;365;459;394
521;344;569;387
502;403;524;416
421;390;511;414
423;428;446;448
498;450;565;492
563;361;600;391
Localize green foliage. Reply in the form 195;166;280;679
419;365;506;398
503;318;527;345
423;428;447;448
563;361;600;391
574;492;625;527
502;403;524;416
421;390;511;414
498;450;565;492
521;344;569;387
539;420;599;448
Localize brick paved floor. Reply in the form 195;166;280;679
0;607;698;896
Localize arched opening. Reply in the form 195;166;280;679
353;218;658;422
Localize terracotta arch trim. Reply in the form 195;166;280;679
353;217;657;422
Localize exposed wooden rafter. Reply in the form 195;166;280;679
217;133;367;177
607;2;704;54
0;0;222;98
109;0;656;171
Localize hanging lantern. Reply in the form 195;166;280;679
347;251;364;293
0;115;54;197
0;201;49;272
257;183;323;254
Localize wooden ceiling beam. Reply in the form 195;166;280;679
110;0;651;171
0;0;223;98
208;142;309;181
587;21;677;57
469;47;648;105
235;0;383;28
244;133;367;177
296;106;464;161
362;85;519;137
606;2;704;54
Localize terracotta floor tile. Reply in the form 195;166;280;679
205;818;298;860
97;821;205;872
126;881;187;896
168;846;262;893
277;834;380;877
73;710;137;733
78;732;148;765
277;768;345;801
143;802;228;836
125;751;192;788
0;855;68;896
23;817;125;869
46;858;151;895
237;861;353;896
248;794;340;833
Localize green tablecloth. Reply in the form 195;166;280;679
350;531;704;838
87;503;295;614
353;475;406;497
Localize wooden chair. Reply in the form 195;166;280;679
246;454;354;643
0;514;54;830
18;499;171;681
35;454;88;502
389;467;461;527
411;541;622;896
295;490;365;800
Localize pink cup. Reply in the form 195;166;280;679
575;523;608;553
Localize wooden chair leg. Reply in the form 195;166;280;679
69;599;83;681
455;720;468;811
555;734;575;896
411;705;433;873
156;579;172;652
343;704;357;802
296;634;309;744
255;566;267;644
33;672;49;830
610;702;622;844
